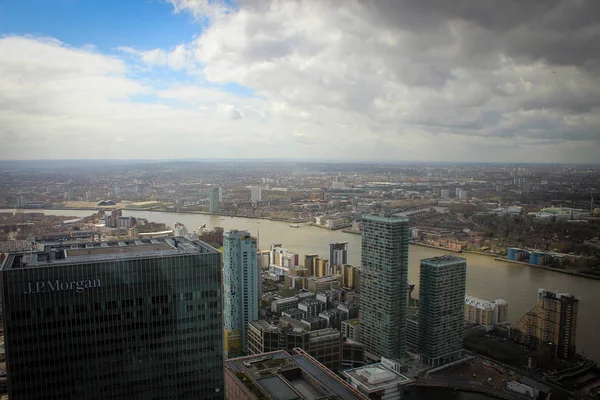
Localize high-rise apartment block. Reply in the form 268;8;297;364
360;214;410;361
418;256;467;367
0;238;224;399
329;242;348;270
223;230;259;358
249;186;261;202
209;186;220;213
515;289;579;359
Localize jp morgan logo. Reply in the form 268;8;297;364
24;279;101;294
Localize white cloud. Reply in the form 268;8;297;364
2;0;600;162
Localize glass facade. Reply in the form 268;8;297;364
223;230;258;358
0;238;224;400
418;256;467;367
360;214;409;361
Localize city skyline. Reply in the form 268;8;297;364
1;1;599;162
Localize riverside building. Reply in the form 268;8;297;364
360;214;410;362
0;237;223;400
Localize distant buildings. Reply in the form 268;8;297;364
0;237;224;399
418;256;467;367
329;241;348;272
514;289;579;359
465;296;508;330
360;214;410;361
209;186;220;213
440;189;450;198
224;350;367;400
249;186;261;202
223;230;259;358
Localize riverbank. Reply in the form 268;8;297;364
494;257;600;281
410;241;463;253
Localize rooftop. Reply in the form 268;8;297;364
1;237;217;270
343;363;412;394
344;318;361;327
225;350;366;400
420;255;467;267
362;214;409;223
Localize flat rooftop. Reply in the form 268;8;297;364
1;237;217;270
420;255;467;267
343;363;412;394
225;350;366;400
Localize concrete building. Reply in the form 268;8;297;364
514;289;579;359
342;318;361;342
307;275;340;293
271;296;300;315
223;230;259;358
249;186;261;202
209;186;220;213
465;296;508;330
418;256;467;367
224;350;367;400
440;189;450;198
360;214;410;362
343;358;412;400
0;237;224;399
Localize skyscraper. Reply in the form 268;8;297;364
223;230;259;358
329;241;348;272
209;186;220;213
418;255;467;367
360;214;410;361
249;186;261;202
0;237;224;399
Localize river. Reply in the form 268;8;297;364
12;209;600;363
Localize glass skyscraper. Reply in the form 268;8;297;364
418;255;467;367
360;214;410;361
0;237;224;400
223;230;258;358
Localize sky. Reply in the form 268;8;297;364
0;0;599;163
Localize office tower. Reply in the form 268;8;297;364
329;242;348;272
418;256;467;367
223;230;259;358
360;214;410;361
224;350;366;400
209;186;220;213
249;186;261;202
516;289;579;359
0;238;224;399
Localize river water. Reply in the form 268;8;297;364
14;209;600;362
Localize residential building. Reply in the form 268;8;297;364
209;186;220;213
224;350;367;400
249;186;261;202
329;241;348;272
223;230;259;358
418;255;467;367
514;289;579;359
465;296;509;330
307;275;340;293
360;214;410;361
0;237;224;399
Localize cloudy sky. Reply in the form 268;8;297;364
1;0;599;162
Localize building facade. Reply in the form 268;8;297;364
360;214;410;361
209;186;220;213
515;289;579;359
0;238;224;400
465;296;509;330
418;256;467;367
223;230;259;358
329;242;348;272
249;186;261;202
